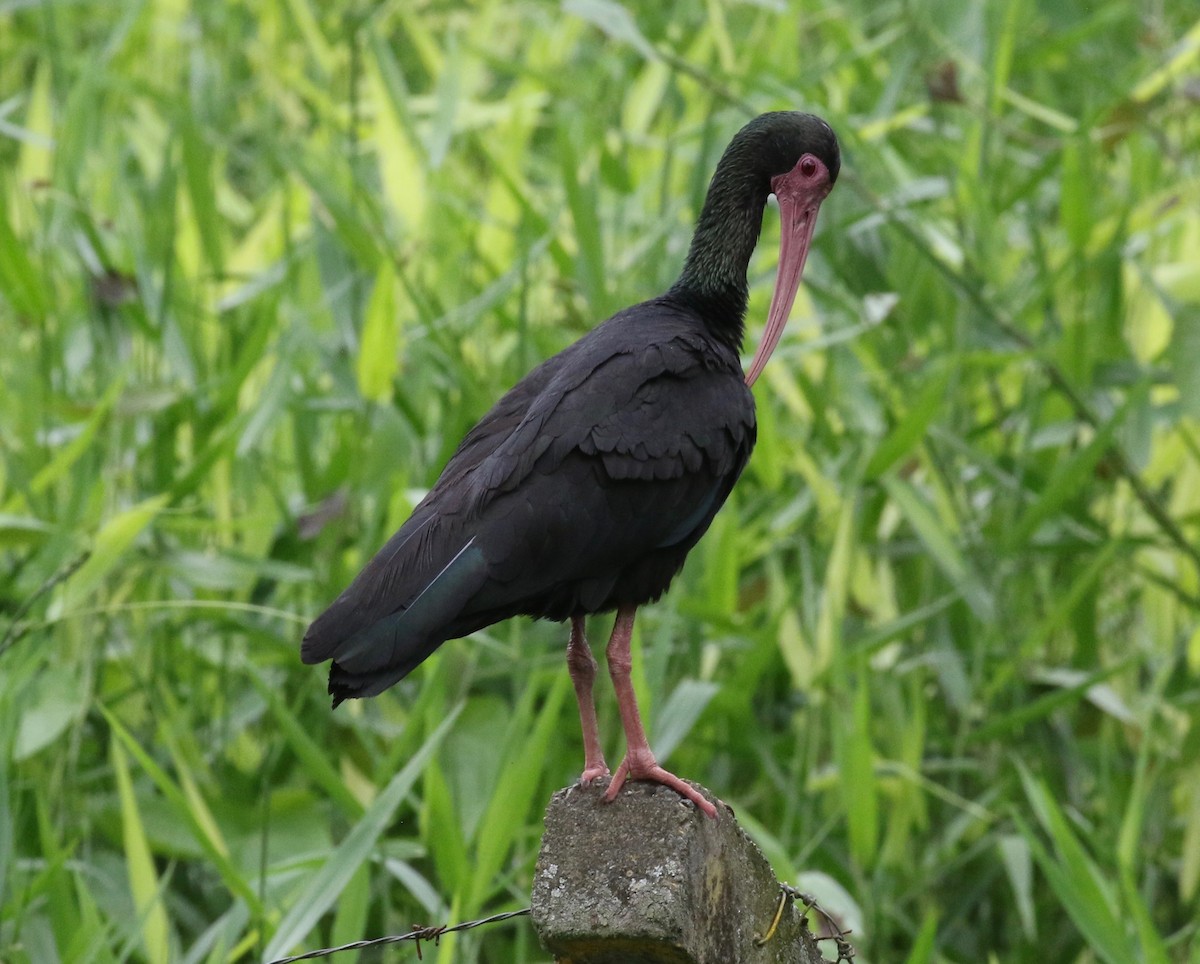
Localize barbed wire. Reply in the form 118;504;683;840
755;883;856;961
266;882;855;962
787;885;857;963
267;908;530;963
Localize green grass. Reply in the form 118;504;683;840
2;1;1200;961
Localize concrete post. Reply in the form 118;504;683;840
531;781;827;964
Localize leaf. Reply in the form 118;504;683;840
700;507;740;618
998;834;1036;938
883;475;993;620
556;121;607;312
26;375;125;500
441;696;511;841
281;0;336;74
249;674;364;818
180;114;223;275
0;734;11;914
0;176;50;322
563;0;657;61
1006;391;1133;551
652;679;719;763
112;737;172;964
50;493;170;618
1169;304;1200;420
902;910;938;964
262;706;463;960
1126;16;1200;104
817;490;857;679
1015;763;1132;964
357;259;401;402
1059;136;1091;252
1119;870;1171;964
422;759;469;894
777;607;813;690
294;153;383;270
969;662;1129;744
838;677;878;869
0;513;55;547
465;675;568;913
791;871;865;940
1181;770;1200;902
865;369;947;479
1032;667;1135;725
14;671;86;760
101;708;263;914
750;384;783;490
426;32;461;170
367;36;427;231
16;58;54;187
330;863;371;951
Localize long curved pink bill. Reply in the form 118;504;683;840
744;187;826;387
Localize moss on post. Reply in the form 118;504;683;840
531;781;826;964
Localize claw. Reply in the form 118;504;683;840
578;764;611;786
604;753;718;819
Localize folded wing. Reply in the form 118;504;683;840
301;307;754;704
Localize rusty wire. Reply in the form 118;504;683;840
785;884;857;962
266;882;856;962
266;908;531;963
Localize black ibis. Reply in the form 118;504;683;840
303;112;840;819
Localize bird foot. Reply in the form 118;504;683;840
604;755;718;819
578;763;610;786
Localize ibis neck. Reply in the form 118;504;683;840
668;173;768;352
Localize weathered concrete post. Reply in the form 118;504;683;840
531;780;826;964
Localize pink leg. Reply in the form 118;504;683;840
602;605;718;819
567;615;609;785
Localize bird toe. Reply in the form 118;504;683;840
579;764;611;786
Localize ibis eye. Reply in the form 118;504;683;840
800;156;818;177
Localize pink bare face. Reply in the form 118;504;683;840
743;154;834;387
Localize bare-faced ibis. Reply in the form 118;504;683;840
303;112;840;818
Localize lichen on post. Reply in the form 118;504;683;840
531;781;827;964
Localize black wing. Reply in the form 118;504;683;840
301;303;754;702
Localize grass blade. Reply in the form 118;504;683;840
50;492;169;618
102;708;263;913
1015;763;1133;963
883;475;993;620
112;737;172;964
356;260;400;402
263;704;463;960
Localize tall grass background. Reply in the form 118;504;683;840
2;1;1199;961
